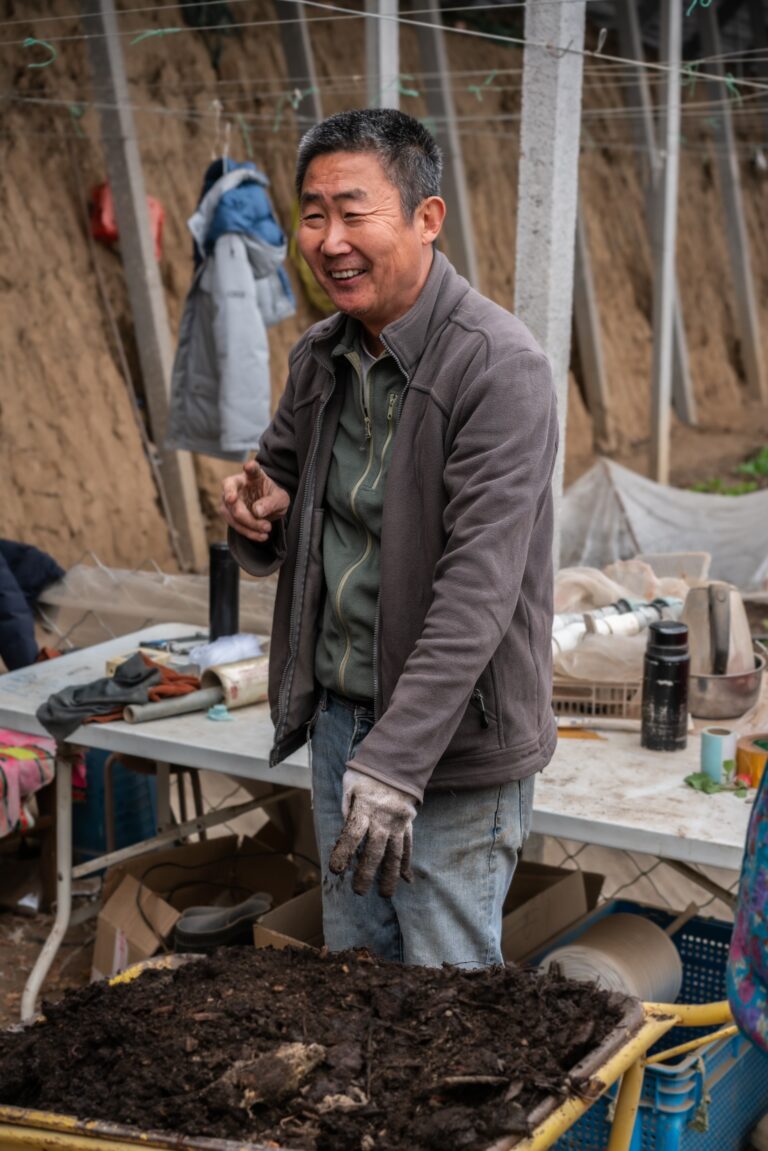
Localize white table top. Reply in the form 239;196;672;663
535;733;750;871
0;624;753;871
0;625;310;790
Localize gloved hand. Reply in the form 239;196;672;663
328;768;417;898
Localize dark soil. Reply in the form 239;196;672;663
0;947;632;1151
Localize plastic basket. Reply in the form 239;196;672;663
533;900;768;1151
551;680;642;720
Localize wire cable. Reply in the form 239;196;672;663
2;0;768;101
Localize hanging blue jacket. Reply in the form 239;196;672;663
167;162;296;461
0;540;64;670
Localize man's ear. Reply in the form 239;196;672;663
419;196;446;245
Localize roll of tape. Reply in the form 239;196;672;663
736;733;768;788
540;913;683;1003
700;727;739;784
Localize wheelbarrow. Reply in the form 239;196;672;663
0;957;734;1151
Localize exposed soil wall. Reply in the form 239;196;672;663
2;1;767;572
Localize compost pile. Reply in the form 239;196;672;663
0;947;632;1151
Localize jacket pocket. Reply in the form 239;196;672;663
446;665;502;759
281;508;325;737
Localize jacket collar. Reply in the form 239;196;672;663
380;250;470;376
307;250;470;377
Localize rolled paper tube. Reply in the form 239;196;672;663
540;913;683;1003
700;726;738;784
124;687;223;724
201;655;270;709
736;733;768;788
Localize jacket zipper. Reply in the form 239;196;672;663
380;337;411;421
472;688;490;729
273;374;336;754
373;338;411;717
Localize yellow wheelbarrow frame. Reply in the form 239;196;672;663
513;999;735;1151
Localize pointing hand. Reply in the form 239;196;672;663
219;460;290;543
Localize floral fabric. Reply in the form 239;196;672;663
0;728;56;837
727;766;768;1053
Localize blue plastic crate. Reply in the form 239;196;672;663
532;900;768;1151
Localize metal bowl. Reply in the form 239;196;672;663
688;653;766;720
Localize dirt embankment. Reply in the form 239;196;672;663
1;1;767;572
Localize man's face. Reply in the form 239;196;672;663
298;151;444;339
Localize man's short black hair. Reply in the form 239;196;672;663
296;108;443;221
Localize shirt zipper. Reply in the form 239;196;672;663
358;354;372;446
335;358;378;695
371;392;398;492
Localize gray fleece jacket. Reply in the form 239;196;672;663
229;250;559;802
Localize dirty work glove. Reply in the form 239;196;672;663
329;769;417;898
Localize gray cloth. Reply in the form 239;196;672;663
36;653;161;742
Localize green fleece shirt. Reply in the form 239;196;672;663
315;321;406;701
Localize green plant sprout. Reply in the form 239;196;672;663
689;478;759;495
688;444;768;495
685;760;750;798
735;445;768;478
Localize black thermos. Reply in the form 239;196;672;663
208;542;239;641
641;620;690;751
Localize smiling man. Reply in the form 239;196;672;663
220;109;558;967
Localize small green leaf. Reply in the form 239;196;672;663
688;477;758;496
685;772;724;794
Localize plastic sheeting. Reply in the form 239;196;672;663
37;562;276;650
561;459;768;592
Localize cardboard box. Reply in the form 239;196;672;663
92;833;299;981
253;886;323;951
101;832;298;911
502;862;604;964
91;873;180;981
251;864;604;962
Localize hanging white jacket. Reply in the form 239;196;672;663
166;166;295;461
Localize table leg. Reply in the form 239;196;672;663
665;859;737;910
155;762;171;831
21;750;72;1022
35;780;57;912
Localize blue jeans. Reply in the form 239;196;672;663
310;692;534;966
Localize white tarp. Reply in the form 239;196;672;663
561;459;768;592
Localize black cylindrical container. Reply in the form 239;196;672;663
641;620;690;751
208;542;240;641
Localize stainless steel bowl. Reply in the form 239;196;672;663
688;653;766;719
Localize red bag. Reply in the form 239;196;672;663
89;182;165;261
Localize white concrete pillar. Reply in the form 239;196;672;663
514;1;586;567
